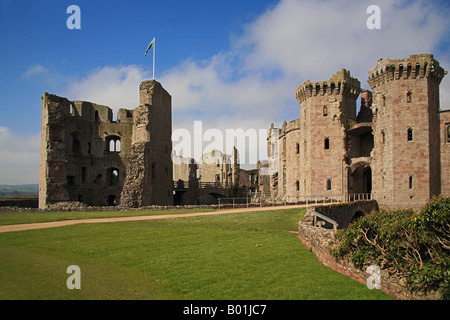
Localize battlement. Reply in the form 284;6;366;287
368;54;447;88
296;69;361;104
279;118;301;138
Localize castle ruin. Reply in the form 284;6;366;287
39;80;173;209
38;54;450;211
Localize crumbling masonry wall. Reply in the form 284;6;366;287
39;80;173;209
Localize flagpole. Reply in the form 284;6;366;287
153;38;156;80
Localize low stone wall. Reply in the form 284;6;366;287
0;201;221;212
297;211;442;300
0;198;38;208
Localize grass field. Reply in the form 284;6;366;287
0;208;215;226
0;208;391;300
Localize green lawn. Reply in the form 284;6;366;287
0;208;214;226
0;208;391;300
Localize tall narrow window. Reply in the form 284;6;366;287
326;179;332;191
296;143;300;154
446;124;450;143
72;133;81;154
81;167;87;184
95;110;100;122
296;180;300;191
323;106;328;116
381;131;385;144
324;138;330;150
409;175;414;189
407;128;413;141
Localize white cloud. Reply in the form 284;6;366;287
55;0;450;168
64;65;150;112
22;64;49;78
0;127;40;185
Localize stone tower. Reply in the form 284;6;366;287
368;54;447;210
120;80;173;207
295;69;361;198
39;80;173;209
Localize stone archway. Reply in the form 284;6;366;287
348;161;372;195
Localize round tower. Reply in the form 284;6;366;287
295;69;361;197
368;54;447;210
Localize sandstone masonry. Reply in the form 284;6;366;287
39;80;173;209
269;54;449;211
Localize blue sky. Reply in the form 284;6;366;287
1;0;450;184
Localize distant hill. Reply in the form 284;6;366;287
0;184;39;197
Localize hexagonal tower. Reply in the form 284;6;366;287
295;69;361;197
368;54;447;210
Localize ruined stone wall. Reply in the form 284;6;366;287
195;149;239;188
39;93;133;208
121;80;173;207
267;125;280;197
368;54;447;211
40;80;173;209
257;161;270;194
173;154;194;182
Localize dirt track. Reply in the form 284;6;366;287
0;204;309;233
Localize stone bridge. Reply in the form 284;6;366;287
311;199;379;230
173;180;235;205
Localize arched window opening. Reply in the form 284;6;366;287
326;179;332;191
106;136;121;153
323;106;328;116
107;168;120;186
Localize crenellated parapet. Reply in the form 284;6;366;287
367;54;447;89
296;69;361;104
279;118;301;138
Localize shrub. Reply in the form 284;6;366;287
331;195;450;298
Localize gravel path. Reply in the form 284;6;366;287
0;204;309;233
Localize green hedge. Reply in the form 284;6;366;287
331;195;450;298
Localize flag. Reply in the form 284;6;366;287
145;37;155;56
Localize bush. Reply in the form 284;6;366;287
331;195;450;298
